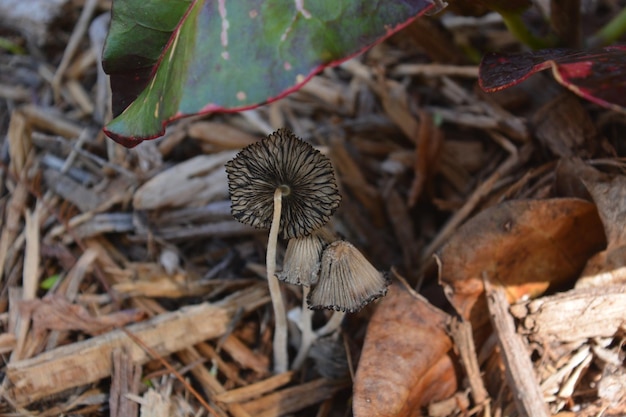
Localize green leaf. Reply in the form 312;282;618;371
40;274;61;290
102;0;192;116
103;0;435;147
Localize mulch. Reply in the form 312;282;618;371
0;0;625;416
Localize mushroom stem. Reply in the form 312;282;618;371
267;188;289;373
292;286;316;370
316;311;346;337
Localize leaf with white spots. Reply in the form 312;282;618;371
103;0;436;147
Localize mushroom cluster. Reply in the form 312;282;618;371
226;128;389;312
280;232;390;313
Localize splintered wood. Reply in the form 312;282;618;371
484;280;550;417
511;285;626;343
6;299;233;404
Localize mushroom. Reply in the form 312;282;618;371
225;128;341;239
225;128;341;373
278;229;335;286
308;240;390;313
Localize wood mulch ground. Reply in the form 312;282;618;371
0;1;625;416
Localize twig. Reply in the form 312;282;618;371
448;317;490;412
550;0;581;47
120;328;220;416
4;289;268;405
51;0;99;100
421;151;519;263
391;64;478;78
483;277;549;417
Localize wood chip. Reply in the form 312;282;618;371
241;378;349;417
133;153;234;210
5;286;269;405
214;371;295;404
484;279;550;417
510;285;626;343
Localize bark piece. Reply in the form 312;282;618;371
133;152;234;210
5;287;268;405
484;280;550;417
241;378;348;417
510;285;626;343
110;348;141;417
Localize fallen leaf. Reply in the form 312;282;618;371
437;199;605;334
532;94;599;158
479;46;626;113
353;285;456;417
578;173;626;287
553;157;603;200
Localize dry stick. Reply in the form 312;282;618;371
392;64;479;78
483;277;550;417
448;317;490;415
421;151;518;264
51;0;99;100
120;328;220;416
267;188;288;373
551;0;581;48
11;208;40;362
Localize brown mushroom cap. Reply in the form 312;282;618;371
225;128;341;239
307;241;390;313
278;234;326;286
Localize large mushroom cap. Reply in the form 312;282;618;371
225;128;341;239
308;241;390;313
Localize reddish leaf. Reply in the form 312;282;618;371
479;45;626;113
353;286;456;417
437;199;605;334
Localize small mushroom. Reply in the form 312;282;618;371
225;128;341;239
278;233;326;286
308;241;390;313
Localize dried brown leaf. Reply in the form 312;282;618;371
532;94;598;158
353;286;456;417
578;174;626;287
437;199;605;333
